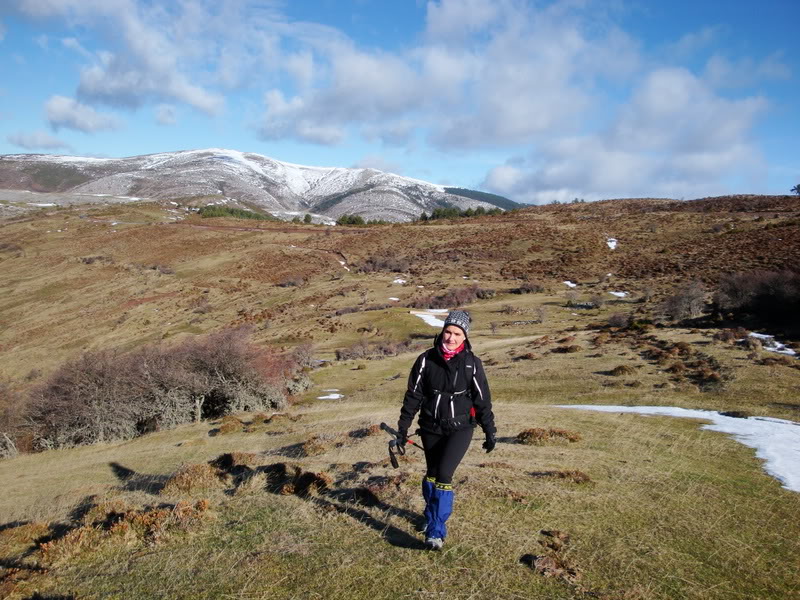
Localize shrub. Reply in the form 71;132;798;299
511;280;545;294
161;463;225;495
608;313;631;328
358;255;410;273
28;328;290;450
715;269;800;325
409;285;482;309
660;280;707;321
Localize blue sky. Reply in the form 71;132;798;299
0;0;797;203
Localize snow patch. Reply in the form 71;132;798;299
556;405;800;493
410;310;447;328
607;238;618;250
317;393;343;400
393;278;406;284
563;281;577;288
389;297;400;301
749;333;797;356
608;291;628;298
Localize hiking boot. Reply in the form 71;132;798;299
425;537;444;551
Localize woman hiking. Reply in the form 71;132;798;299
396;310;496;550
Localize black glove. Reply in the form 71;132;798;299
482;432;496;454
397;428;409;448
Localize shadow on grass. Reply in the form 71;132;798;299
109;461;171;494
228;463;428;550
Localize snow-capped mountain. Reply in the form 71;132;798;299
0;148;505;222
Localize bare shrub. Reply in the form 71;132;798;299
277;276;304;287
511;280;545;294
589;294;605;308
715;269;800;325
608;313;631;328
535;306;547;323
409;285;482;309
358;255;410;273
660;280;707;321
28;328;291;450
476;288;496;299
335;339;415;361
564;291;579;307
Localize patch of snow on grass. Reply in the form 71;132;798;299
338;260;351;272
749;333;797;356
31;203;56;207
608;291;628;298
393;278;406;284
563;281;577;288
607;238;618;250
411;310;447;328
556;405;800;493
389;297;400;301
317;393;343;400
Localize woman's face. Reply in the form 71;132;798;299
442;325;466;350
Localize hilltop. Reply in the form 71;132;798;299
0;194;799;599
0;149;519;223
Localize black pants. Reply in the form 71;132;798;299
420;428;473;484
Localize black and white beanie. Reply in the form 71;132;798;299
443;310;471;336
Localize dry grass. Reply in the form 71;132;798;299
517;427;583;445
1;201;800;598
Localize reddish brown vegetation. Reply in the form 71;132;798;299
517;428;582;445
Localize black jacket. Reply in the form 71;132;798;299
398;336;495;436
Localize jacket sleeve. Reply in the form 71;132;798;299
398;353;427;432
471;357;496;436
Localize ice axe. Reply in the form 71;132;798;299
380;422;423;468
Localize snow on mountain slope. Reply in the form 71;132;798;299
0;149;476;221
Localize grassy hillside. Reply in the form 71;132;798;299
1;197;799;599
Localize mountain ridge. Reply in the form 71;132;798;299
0;148;519;222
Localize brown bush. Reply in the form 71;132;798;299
608;313;631;328
660;280;707;321
27;327;291;450
715;269;800;325
610;365;636;376
551;345;583;354
217;421;242;435
517;428;582;445
301;435;331;457
409;285;484;309
358;255;410;273
161;463;225;495
511;280;545;294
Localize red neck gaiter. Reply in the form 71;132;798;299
441;342;465;361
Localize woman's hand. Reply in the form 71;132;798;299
483;432;496;453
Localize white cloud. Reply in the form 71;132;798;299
155;103;176;126
7;130;70;150
484;68;768;203
704;53;791;88
664;26;720;59
45;95;120;132
17;0;224;114
61;36;92;58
